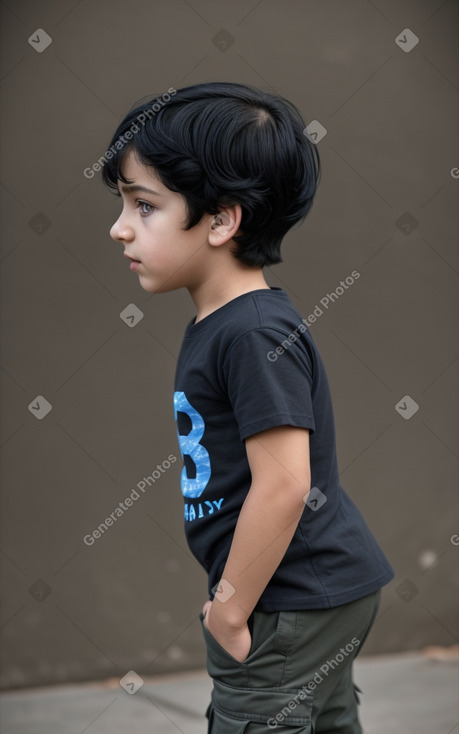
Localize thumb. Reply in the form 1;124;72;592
202;600;212;617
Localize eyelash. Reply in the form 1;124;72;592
136;200;155;217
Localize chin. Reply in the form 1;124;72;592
140;283;161;294
139;275;178;295
136;271;156;291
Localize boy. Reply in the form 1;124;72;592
102;82;394;733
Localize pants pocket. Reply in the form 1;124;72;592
207;705;250;733
207;677;314;732
209;708;312;733
200;611;286;688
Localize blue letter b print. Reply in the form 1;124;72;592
173;391;211;498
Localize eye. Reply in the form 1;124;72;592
136;200;155;217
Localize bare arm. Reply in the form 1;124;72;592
202;425;311;662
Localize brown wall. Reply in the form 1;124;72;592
0;0;457;689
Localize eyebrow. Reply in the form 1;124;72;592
119;184;164;196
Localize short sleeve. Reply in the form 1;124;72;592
222;328;316;441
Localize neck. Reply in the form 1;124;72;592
189;266;270;323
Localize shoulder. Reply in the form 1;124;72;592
219;290;317;377
222;288;307;344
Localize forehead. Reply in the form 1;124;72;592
120;148;165;191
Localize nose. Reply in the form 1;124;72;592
110;214;134;244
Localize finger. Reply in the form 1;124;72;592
202;600;212;616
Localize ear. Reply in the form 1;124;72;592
208;204;242;247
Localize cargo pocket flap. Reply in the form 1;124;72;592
211;677;314;730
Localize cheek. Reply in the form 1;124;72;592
140;223;178;267
144;213;173;240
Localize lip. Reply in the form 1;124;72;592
124;253;142;270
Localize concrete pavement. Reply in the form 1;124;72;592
1;651;458;733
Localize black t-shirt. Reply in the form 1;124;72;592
173;287;394;611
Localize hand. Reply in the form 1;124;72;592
202;600;252;663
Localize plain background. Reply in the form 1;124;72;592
0;0;457;690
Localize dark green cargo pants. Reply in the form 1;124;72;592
199;588;381;732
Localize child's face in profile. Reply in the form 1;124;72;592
110;149;212;293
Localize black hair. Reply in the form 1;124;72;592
101;81;321;267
